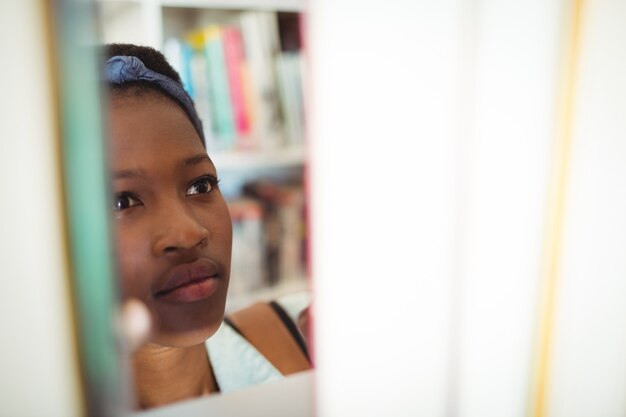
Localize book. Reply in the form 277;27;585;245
222;26;252;146
165;36;218;147
275;52;305;145
163;37;192;94
239;11;284;149
243;180;306;285
228;198;266;295
186;25;236;151
201;26;236;150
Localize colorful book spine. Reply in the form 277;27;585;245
163;38;187;93
275;52;305;145
185;31;219;149
203;26;236;149
239;60;257;149
239;11;284;149
223;27;251;144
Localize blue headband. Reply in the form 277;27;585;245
105;55;205;145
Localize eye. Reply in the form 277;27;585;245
186;175;219;196
114;192;142;211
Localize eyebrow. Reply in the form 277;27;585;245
183;154;213;167
113;168;147;180
113;154;213;179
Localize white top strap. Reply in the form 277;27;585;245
206;322;282;393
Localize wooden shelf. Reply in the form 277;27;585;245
211;146;306;170
98;0;305;12
159;0;305;12
226;276;309;313
97;0;305;71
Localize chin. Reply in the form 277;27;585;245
149;294;228;347
152;317;224;348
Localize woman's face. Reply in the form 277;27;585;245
109;94;232;347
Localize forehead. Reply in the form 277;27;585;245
108;95;206;169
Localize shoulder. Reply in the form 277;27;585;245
206;294;311;393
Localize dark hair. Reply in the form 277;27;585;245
104;43;205;145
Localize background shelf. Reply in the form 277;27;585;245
212;145;306;171
158;0;304;12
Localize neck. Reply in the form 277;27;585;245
132;342;217;409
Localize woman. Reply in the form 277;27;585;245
105;44;310;409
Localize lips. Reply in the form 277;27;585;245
154;258;221;303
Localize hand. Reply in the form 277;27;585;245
117;298;152;352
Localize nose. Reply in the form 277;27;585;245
152;200;209;256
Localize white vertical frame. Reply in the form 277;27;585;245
548;1;626;416
309;1;461;416
456;1;565;416
0;1;83;416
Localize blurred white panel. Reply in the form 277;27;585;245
549;0;626;416
0;2;83;417
97;1;162;48
309;1;460;416
456;1;564;417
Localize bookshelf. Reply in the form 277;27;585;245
97;0;309;310
213;146;305;170
98;0;305;49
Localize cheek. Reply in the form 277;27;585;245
115;225;151;300
213;205;233;257
197;202;233;269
